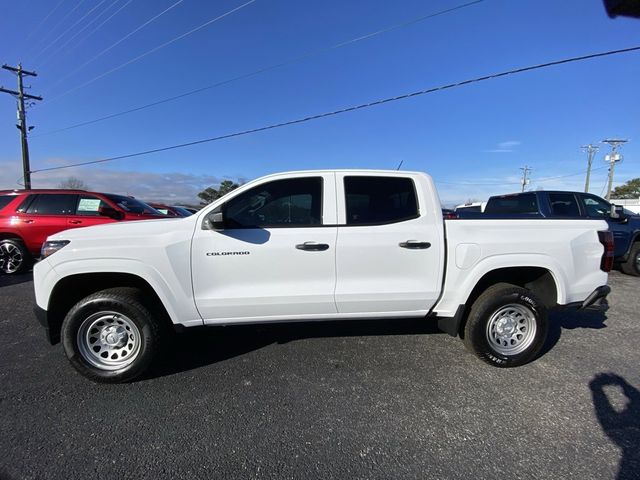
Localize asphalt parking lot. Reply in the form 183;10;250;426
0;271;638;480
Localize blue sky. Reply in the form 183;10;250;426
1;0;639;205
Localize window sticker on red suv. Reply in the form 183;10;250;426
78;198;101;213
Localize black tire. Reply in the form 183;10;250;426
0;238;32;275
621;243;640;277
462;283;548;368
61;287;162;383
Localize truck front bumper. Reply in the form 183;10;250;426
34;305;60;345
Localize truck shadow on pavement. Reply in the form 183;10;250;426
0;272;33;288
148;318;443;379
149;309;611;380
541;308;608;357
589;373;640;480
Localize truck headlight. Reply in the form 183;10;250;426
41;240;70;259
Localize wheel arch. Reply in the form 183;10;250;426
0;232;26;242
46;272;175;344
456;266;558;338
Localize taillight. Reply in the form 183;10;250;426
598;231;614;272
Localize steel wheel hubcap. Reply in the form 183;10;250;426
77;311;141;371
0;243;23;274
486;303;537;356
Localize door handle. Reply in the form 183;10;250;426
399;240;431;249
22;219;34;224
69;220;82;224
296;241;330;251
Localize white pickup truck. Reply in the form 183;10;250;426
33;170;612;382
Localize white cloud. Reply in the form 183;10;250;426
484;140;521;153
0;160;244;205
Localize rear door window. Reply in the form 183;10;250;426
24;194;76;215
487;194;538;214
549;193;580;217
344;176;418;225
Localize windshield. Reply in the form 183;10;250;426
104;194;161;215
172;206;193;216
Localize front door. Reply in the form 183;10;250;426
66;194;117;229
191;173;338;323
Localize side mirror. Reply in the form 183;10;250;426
610;205;627;220
202;209;225;230
99;206;124;220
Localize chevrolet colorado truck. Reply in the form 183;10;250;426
33;170;612;383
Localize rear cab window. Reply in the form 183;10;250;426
344;176;418;225
486;194;538;214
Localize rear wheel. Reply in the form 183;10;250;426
61;288;162;383
621;243;640;277
0;239;31;274
463;283;548;367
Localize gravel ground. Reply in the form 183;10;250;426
0;270;638;480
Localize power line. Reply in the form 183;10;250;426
24;0;67;43
57;0;136;62
30;45;640;174
45;0;258;103
33;0;109;64
37;0;123;69
43;0;183;93
28;0;86;57
35;0;485;137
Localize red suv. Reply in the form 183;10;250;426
0;189;164;274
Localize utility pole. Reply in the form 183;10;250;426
602;138;628;201
581;144;599;193
520;165;532;192
1;63;43;189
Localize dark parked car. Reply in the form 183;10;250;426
474;191;640;276
146;203;193;217
0;189;164;274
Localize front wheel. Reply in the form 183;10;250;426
621;243;640;277
463;283;548;367
61;288;162;383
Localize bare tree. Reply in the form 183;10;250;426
58;177;89;190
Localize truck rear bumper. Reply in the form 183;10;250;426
579;285;611;311
559;285;611;312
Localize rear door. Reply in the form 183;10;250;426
334;173;443;315
15;194;77;252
